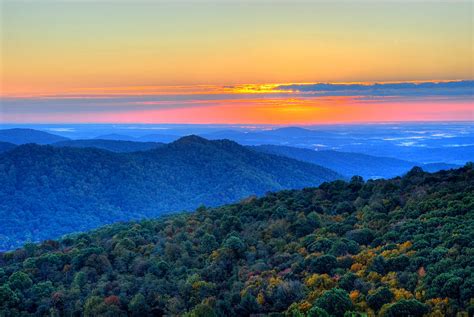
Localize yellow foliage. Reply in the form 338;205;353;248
307;290;322;302
367;271;381;283
269;276;282;287
381;249;400;258
305;274;335;290
354;250;376;266
299;301;312;312
400;241;412;250
426;298;450;316
298;247;307;256
351;263;364;272
381;272;398;288
257;292;265;305
392;288;413;301
415;289;425;300
210;250;220;261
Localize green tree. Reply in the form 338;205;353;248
308;306;330;317
381;299;428;317
366;287;393;311
129;293;149;316
8;271;33;291
314;288;353;317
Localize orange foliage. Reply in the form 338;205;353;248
104;295;120;306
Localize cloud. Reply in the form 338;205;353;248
275;80;474;99
0;80;472;123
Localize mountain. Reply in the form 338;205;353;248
0;128;69;145
203;127;337;146
202;124;474;165
95;133;181;143
1;165;472;316
53;139;165;153
261;126;333;138
253;144;460;179
0;136;341;250
94;134;138;141
137;134;181;143
0;141;16;153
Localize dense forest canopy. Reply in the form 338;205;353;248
0;165;472;316
0;136;341;250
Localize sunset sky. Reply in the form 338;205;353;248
1;0;473;124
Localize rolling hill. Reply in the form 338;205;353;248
0;165;472;316
0;135;341;250
0;128;69;145
53;139;165;153
253;144;459;179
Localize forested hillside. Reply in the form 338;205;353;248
0;142;16;153
0;136;341;250
0;165;472;316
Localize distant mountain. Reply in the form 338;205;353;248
202;127;338;146
261;126;333;138
137;133;181;143
202;125;473;165
0;135;342;250
53;139;164;152
95;133;181;143
0;128;69;145
252;144;460;179
0;141;16;153
94;133;138;141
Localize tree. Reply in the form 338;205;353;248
366;287;394;311
346;228;375;245
8;271;33;291
223;236;246;257
314;288;354;317
308;306;330;317
0;285;19;308
381;299;428;317
307;255;338;274
338;273;358;292
201;233;219;253
129;293;149;316
185;303;217;317
237;293;259;316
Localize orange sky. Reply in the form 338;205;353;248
1;1;473;123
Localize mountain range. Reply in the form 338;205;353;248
0;128;465;179
0;135;341;250
53;139;165;153
253;144;460;179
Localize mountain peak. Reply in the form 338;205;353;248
172;135;211;145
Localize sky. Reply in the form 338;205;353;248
0;0;473;124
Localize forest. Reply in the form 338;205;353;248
0;164;472;316
0;136;340;250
